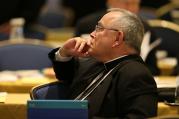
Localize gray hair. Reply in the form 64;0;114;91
108;8;144;53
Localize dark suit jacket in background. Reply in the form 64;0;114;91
75;10;106;36
49;48;158;119
140;0;169;9
61;0;106;26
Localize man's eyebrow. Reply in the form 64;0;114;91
97;22;103;26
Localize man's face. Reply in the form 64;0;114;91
88;12;120;60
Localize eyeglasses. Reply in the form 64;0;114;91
95;24;119;32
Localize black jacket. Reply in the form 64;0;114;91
49;48;158;119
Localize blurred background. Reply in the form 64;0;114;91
1;0;179;119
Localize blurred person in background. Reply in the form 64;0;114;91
0;0;46;40
38;0;67;28
61;0;107;26
75;0;160;75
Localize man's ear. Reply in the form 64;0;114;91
112;40;120;47
112;31;124;47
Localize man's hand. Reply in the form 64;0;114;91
60;37;90;57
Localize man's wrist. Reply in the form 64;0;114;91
55;48;72;61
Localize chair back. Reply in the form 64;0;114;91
148;20;179;57
156;2;179;24
0;40;53;70
30;81;69;100
148;20;179;75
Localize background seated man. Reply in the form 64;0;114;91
49;8;158;119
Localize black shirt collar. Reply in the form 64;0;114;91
104;54;143;71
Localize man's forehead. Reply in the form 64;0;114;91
99;12;120;26
104;11;122;19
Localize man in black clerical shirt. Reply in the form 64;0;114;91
49;8;158;119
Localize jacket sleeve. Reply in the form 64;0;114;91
48;48;76;84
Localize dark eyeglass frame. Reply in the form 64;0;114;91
95;24;119;32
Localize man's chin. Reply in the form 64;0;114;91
87;49;95;57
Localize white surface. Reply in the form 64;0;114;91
155;77;176;88
0;70;44;82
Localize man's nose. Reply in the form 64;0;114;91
90;31;96;39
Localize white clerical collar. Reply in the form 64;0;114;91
105;55;128;64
